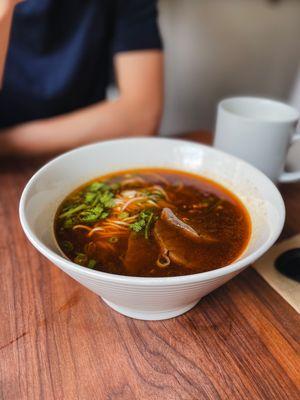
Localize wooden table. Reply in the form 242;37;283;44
1;133;299;400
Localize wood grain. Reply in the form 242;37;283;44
0;134;299;400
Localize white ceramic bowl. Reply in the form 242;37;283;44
19;138;285;320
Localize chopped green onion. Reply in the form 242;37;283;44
63;218;74;229
62;241;73;252
87;259;97;269
74;253;88;266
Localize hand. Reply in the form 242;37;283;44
0;130;13;156
0;119;70;157
0;121;48;157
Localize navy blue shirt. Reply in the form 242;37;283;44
0;0;162;128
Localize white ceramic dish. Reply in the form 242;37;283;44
19;138;285;320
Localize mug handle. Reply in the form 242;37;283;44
278;134;300;183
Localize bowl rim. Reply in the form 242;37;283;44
219;96;300;123
19;137;285;286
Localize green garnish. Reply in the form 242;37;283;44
129;209;157;238
79;203;110;224
89;205;104;214
88;182;107;192
119;212;129;219
63;218;74;229
153;191;165;199
142;189;152;197
87;259;97;269
84;192;96;204
59;204;87;219
74;253;88;266
144;212;153;239
130;219;146;233
58;180;118;229
62;240;73;252
91;190;114;207
80;213;101;224
143;188;165;199
100;211;109;219
98;191;115;208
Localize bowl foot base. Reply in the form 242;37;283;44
101;298;201;320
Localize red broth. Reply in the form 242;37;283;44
54;168;251;277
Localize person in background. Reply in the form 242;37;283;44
0;1;20;86
0;0;163;156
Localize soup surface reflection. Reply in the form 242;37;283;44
55;169;251;277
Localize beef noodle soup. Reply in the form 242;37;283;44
54;169;251;277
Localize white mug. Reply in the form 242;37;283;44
214;97;300;183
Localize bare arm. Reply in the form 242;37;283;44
0;50;163;156
0;1;22;85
